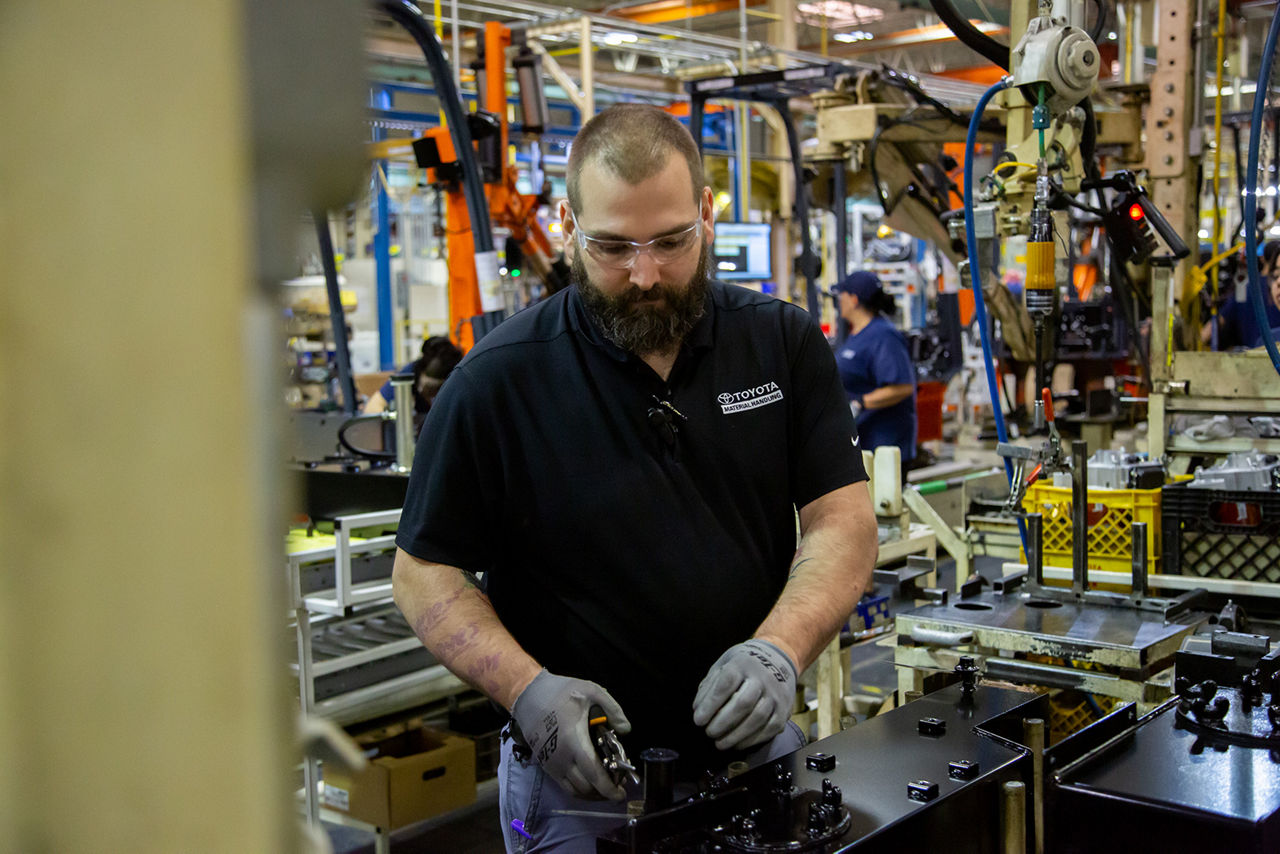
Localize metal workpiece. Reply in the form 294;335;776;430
390;373;415;473
597;684;1045;853
895;581;1209;714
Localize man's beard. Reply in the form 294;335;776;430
573;243;710;356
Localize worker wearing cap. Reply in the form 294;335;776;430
391;104;877;853
830;270;918;465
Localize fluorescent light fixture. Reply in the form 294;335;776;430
1198;229;1210;239
797;0;885;27
602;31;638;46
834;30;873;42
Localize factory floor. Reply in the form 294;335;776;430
322;557;993;853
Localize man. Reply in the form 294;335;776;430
391;104;876;853
831;270;917;464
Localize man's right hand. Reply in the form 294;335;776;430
510;670;631;801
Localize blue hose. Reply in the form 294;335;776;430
964;78;1016;483
1245;6;1280;378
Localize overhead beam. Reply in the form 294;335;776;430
605;0;768;25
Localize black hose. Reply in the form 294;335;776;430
379;0;494;254
929;0;1009;70
315;211;359;415
1088;0;1107;45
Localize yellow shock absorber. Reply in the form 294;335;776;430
1025;239;1056;316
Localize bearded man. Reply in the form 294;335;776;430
391;103;877;853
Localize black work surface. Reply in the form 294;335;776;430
601;683;1045;853
1059;704;1280;823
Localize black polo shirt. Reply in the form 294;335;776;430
396;280;865;772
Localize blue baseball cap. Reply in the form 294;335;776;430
830;270;883;300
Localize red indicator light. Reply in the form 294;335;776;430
1128;203;1144;220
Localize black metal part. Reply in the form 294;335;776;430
948;759;980;780
805;753;836;773
294;463;409;520
1050;694;1280;853
642;748;678;812
917;717;947;736
596;683;1044;853
907;780;940;802
955;656;980;704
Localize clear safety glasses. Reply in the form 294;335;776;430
570;210;702;270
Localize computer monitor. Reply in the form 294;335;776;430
712;222;773;281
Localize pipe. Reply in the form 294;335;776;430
1023;717;1045;854
1211;0;1226;289
963;78;1016;484
314;211;358;415
1244;4;1280;378
929;0;1010;70
379;0;494;256
391;374;416;472
1001;781;1027;854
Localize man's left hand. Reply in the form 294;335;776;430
691;639;797;751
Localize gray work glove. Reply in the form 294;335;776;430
692;639;797;751
510;669;631;801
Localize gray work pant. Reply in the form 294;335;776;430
498;721;807;853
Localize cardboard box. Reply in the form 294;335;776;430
322;726;476;829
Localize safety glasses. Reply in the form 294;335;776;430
570;210;702;270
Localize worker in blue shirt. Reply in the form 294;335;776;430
831;270;918;464
1203;241;1280;349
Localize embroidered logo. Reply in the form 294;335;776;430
717;381;784;414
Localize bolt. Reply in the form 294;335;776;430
1164;107;1174;117
1165;131;1174;141
1164;155;1175;165
1166;83;1175;93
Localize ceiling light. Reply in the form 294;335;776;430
602;31;638;46
1107;31;1117;40
797;0;884;28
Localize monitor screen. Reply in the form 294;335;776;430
712;222;773;281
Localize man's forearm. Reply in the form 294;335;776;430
862;384;913;410
752;483;877;672
391;548;541;711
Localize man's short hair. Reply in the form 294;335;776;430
566;104;705;215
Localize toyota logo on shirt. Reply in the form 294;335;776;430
717;381;784;414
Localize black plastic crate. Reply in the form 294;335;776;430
1161;482;1280;582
